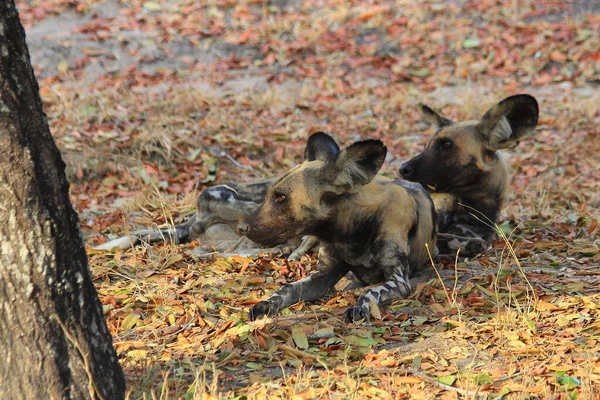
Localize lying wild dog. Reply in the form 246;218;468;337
400;94;539;257
94;154;319;260
239;132;438;322
93;178;275;252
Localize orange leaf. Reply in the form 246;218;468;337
536;300;563;312
549;50;567;62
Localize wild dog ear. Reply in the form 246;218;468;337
421;104;454;129
477;94;539;151
321;139;387;193
305;132;341;162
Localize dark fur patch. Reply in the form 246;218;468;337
305;132;341;162
408;217;418;241
429;202;438;240
301;205;318;215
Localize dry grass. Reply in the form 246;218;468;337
58;80;599;399
27;0;600;397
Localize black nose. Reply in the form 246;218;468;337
399;162;413;178
237;222;251;236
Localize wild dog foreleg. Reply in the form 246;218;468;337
344;254;412;322
436;233;488;257
93;214;198;251
249;254;348;320
287;235;320;261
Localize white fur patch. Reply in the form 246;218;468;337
333;161;369;190
210;191;223;200
363;292;378;305
489;116;512;146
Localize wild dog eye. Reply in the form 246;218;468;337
438;139;453;150
274;193;287;203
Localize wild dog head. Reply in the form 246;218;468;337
238;132;387;247
400;94;539;198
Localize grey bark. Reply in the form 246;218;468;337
0;1;126;399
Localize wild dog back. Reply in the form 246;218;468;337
318;177;438;281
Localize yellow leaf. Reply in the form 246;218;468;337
143;1;161;11
292;325;309;350
430;302;447;314
369;301;382;320
121;313;141;331
292;387;316;400
536;300;562;312
229;255;251;272
508;339;527;348
57;61;69;73
366;386;392;398
581;296;599;309
128;349;147;360
164;253;183;266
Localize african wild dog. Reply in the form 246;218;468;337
93;178;275;251
94;154;319;260
238;132;438;322
400;94;539;257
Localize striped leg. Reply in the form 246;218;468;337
344;252;412;322
249;267;347;320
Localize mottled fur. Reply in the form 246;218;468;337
400;94;539;257
94;143;327;259
93;179;275;251
240;133;438;322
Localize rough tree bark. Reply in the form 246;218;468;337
0;2;126;399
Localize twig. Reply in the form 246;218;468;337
278;344;321;360
426;243;453;305
495;371;524;382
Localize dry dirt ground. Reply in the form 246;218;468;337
19;0;600;398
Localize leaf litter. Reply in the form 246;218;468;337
20;0;600;397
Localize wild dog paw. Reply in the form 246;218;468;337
464;238;488;257
287;251;302;262
436;233;488;257
190;221;207;237
343;306;370;323
249;299;281;320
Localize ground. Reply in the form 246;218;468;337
18;0;600;398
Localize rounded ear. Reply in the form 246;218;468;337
478;94;539;150
304;132;340;162
321;139;387;193
421;104;454;129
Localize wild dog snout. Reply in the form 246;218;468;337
399;161;414;179
237;221;251;235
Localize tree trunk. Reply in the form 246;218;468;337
0;2;126;399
